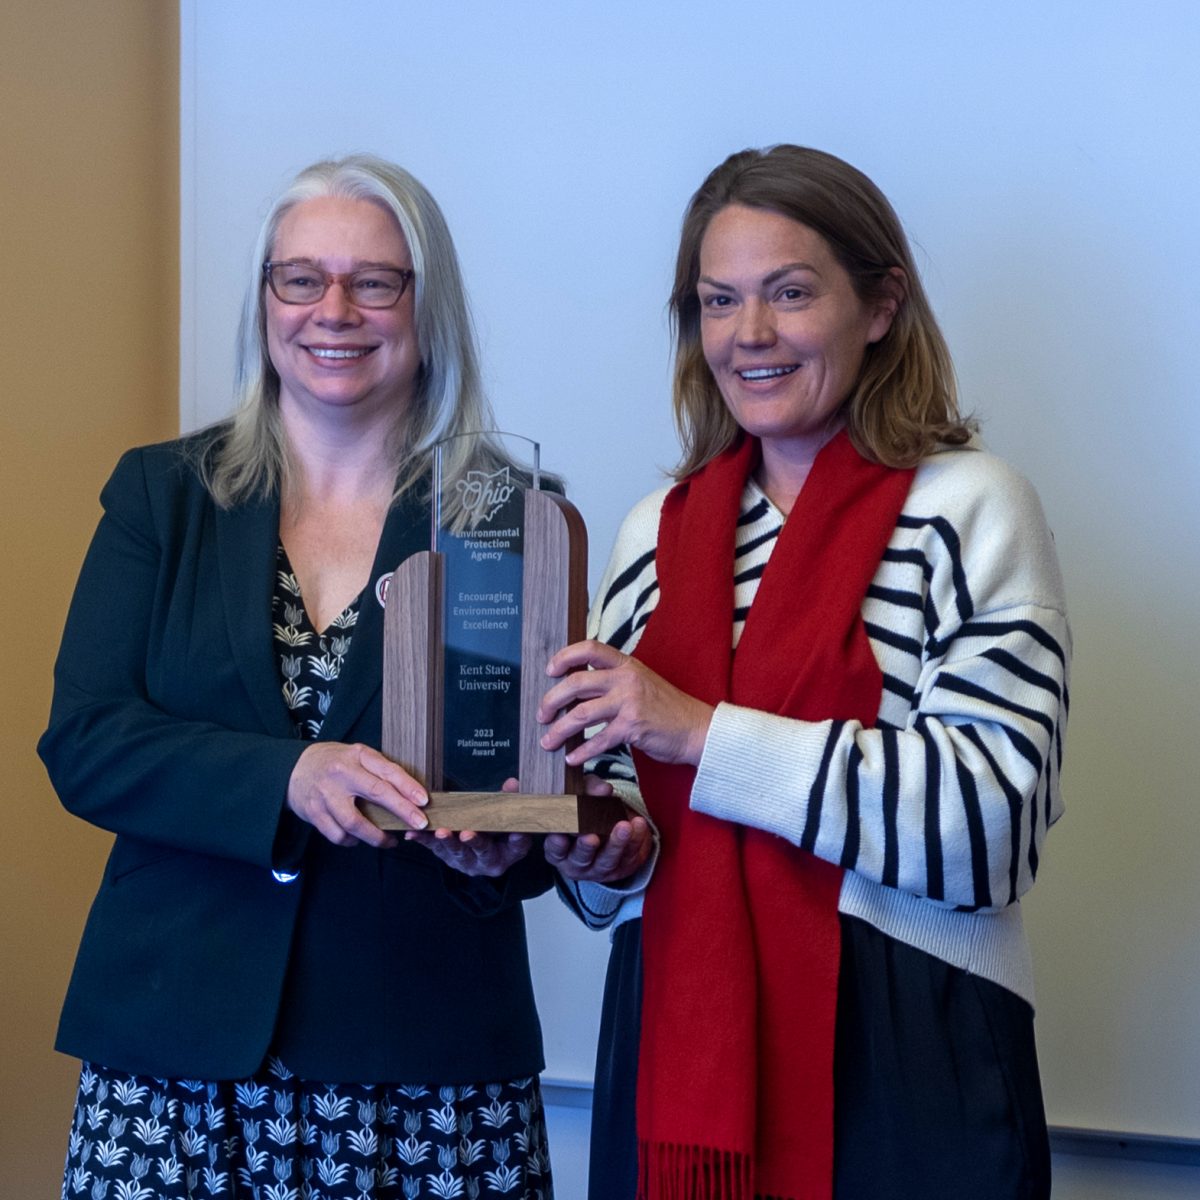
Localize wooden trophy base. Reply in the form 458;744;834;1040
361;791;624;837
373;487;624;837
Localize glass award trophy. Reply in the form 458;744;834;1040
363;433;624;834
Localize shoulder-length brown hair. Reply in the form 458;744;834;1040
670;145;972;476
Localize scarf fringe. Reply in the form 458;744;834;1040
638;1140;754;1200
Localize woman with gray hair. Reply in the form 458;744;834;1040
40;153;640;1199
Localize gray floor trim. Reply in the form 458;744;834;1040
542;1077;1200;1163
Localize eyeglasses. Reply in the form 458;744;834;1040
263;260;415;308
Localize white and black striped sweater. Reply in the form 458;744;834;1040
565;445;1070;1004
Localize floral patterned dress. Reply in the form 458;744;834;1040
61;545;552;1200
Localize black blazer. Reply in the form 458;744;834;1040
39;433;551;1082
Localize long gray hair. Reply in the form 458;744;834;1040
202;153;506;511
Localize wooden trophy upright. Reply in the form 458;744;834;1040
361;435;624;835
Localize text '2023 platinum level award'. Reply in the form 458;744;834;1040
362;433;624;834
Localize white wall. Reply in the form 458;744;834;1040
182;3;1200;1196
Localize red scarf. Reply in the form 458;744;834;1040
632;431;914;1200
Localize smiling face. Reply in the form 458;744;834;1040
266;194;420;424
697;204;895;466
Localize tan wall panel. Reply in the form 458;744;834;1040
0;3;178;1192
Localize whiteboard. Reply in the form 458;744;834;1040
182;0;1200;1139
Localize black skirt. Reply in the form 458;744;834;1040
589;915;1050;1200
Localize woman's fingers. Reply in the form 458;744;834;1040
547;816;653;883
358;745;432;805
537;671;615;727
539;693;622;755
539;650;715;767
407;829;533;877
287;742;429;847
544;639;625;679
465;830;533;875
595;816;652;879
544;832;601;873
348;745;430;832
559;724;626;765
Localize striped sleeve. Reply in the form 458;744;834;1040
690;451;1070;913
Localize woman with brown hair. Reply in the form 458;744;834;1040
542;145;1069;1200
